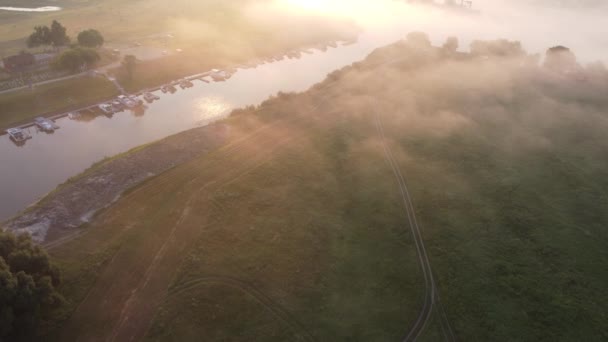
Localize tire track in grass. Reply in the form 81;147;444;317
107;134;299;342
164;275;315;342
373;108;455;342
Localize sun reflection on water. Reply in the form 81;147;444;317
194;96;233;124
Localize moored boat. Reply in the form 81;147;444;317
6;128;31;143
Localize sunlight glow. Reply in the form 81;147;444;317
277;0;410;25
195;96;232;123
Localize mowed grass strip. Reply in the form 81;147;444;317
45;94;424;341
145;99;424;341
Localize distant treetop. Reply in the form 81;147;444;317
77;29;105;48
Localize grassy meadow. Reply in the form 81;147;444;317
0;76;119;129
34;36;608;341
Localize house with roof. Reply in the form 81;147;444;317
2;53;36;73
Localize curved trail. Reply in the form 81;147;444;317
373;109;455;342
166;276;315;342
58;119;303;342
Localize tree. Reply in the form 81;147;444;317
406;31;432;48
52;47;100;72
0;230;63;340
77;29;104;48
49;20;70;47
26;20;70;48
122;55;137;80
544;46;578;72
470;39;525;58
442;36;459;54
27;26;52;48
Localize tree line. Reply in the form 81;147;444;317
25;20;106;72
0;230;63;340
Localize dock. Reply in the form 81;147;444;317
1;38;347;139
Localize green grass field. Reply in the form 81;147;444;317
35;38;608;341
0;76;119;129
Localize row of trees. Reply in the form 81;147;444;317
0;230;63;339
25;20;106;72
27;20;104;49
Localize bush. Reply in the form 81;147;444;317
77;29;105;48
52;47;100;72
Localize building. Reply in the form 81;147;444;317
2;53;36;73
34;53;56;67
2;52;58;73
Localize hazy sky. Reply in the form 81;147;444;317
276;0;608;63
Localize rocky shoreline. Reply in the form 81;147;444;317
4;123;230;243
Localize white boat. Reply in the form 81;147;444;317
98;103;114;115
179;79;193;89
68;112;81;120
34;117;58;132
6;128;31;143
117;95;137;108
143;92;160;103
210;70;231;82
127;95;144;107
111;100;124;112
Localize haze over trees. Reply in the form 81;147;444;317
0;230;63;340
27;20;70;48
31;31;607;341
77;29;105;48
52;47;100;72
122;55;137;80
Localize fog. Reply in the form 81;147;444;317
269;0;608;64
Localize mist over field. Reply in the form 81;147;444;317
2;1;608;341
275;0;608;63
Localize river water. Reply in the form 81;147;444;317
2;1;608;221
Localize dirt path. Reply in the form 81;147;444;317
59;120;300;342
373;108;456;342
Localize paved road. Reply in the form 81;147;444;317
0;72;86;95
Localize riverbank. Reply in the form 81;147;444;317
4;119;231;243
0;36;355;132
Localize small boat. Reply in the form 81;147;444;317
131;95;144;106
143;92;160;103
34;117;58;132
6;128;31;143
117;95;137;108
68;112;81;120
161;85;170;93
199;77;210;83
179;79;193;89
98;103;114;115
210;70;231;82
111;100;124;112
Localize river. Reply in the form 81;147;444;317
2;1;608;222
